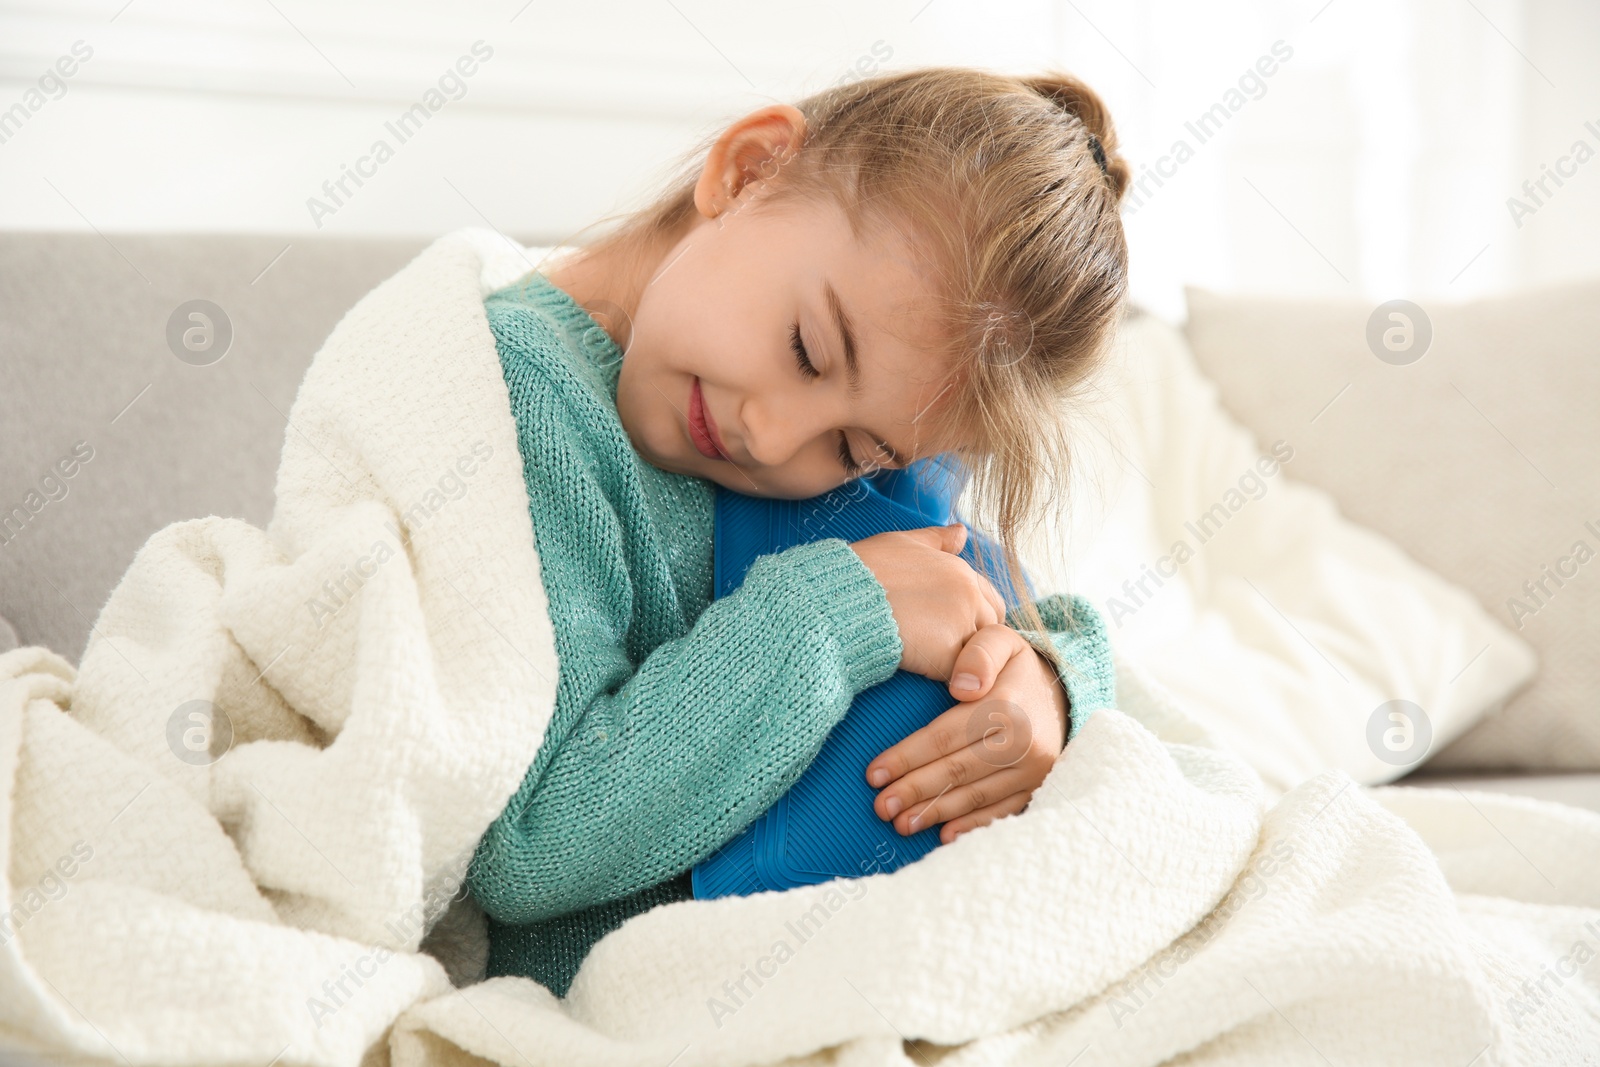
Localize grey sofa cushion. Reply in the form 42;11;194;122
1182;280;1600;772
0;234;448;664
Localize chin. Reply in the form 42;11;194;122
648;433;709;481
639;440;689;477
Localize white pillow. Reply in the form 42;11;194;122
1182;282;1598;772
990;307;1537;797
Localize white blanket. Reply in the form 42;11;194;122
2;229;1596;1066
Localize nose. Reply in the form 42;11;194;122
740;392;825;468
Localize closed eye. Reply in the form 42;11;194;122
836;432;862;476
790;320;819;379
792;320;864;476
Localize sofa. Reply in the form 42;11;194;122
2;232;1596;812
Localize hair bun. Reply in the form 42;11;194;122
1021;71;1130;202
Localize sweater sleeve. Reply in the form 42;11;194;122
467;533;903;927
1004;593;1116;747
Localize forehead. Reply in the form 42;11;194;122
813;201;941;336
782;197;964;456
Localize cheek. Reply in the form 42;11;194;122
631;287;739;399
614;363;680;462
625;289;675;371
642;240;779;370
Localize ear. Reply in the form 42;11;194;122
693;104;806;218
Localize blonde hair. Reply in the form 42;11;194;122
543;66;1131;673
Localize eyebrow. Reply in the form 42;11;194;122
824;280;909;469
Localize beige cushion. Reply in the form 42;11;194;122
1001;309;1535;797
1182;280;1600;771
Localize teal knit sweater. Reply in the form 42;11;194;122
467;270;1116;997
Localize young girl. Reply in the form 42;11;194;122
466;66;1130;996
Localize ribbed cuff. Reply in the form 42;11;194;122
1007;594;1116;746
745;538;903;693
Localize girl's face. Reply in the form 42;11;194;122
598;114;963;500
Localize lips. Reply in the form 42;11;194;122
688;377;730;461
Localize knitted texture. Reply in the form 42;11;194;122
469;270;1119;998
1010;592;1118;745
468;272;905;994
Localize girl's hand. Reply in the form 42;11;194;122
864;624;1068;843
847;523;1008;681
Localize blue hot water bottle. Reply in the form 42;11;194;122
691;453;1037;899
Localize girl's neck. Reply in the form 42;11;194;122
544;218;694;354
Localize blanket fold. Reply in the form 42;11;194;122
2;229;1596;1067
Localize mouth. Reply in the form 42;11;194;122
688;377;731;462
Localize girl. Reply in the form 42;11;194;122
467;66;1130;996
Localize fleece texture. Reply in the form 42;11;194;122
2;231;1594;1067
467;271;1116;996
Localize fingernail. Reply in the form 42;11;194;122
869;768;889;787
884;796;902;818
908;812;923;830
952;673;979;692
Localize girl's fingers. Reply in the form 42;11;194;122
944;522;968;554
902;522;965;554
886;761;1034;835
939;791;1033;843
865;698;974;789
948;624;1027;701
980;579;1008;628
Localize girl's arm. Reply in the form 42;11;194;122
862;594;1115;842
466;535;903;927
1005;593;1116;744
468;295;906;927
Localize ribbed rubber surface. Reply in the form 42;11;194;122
692;454;1035;899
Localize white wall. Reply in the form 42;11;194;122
1;0;1595;319
1518;0;1600;290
